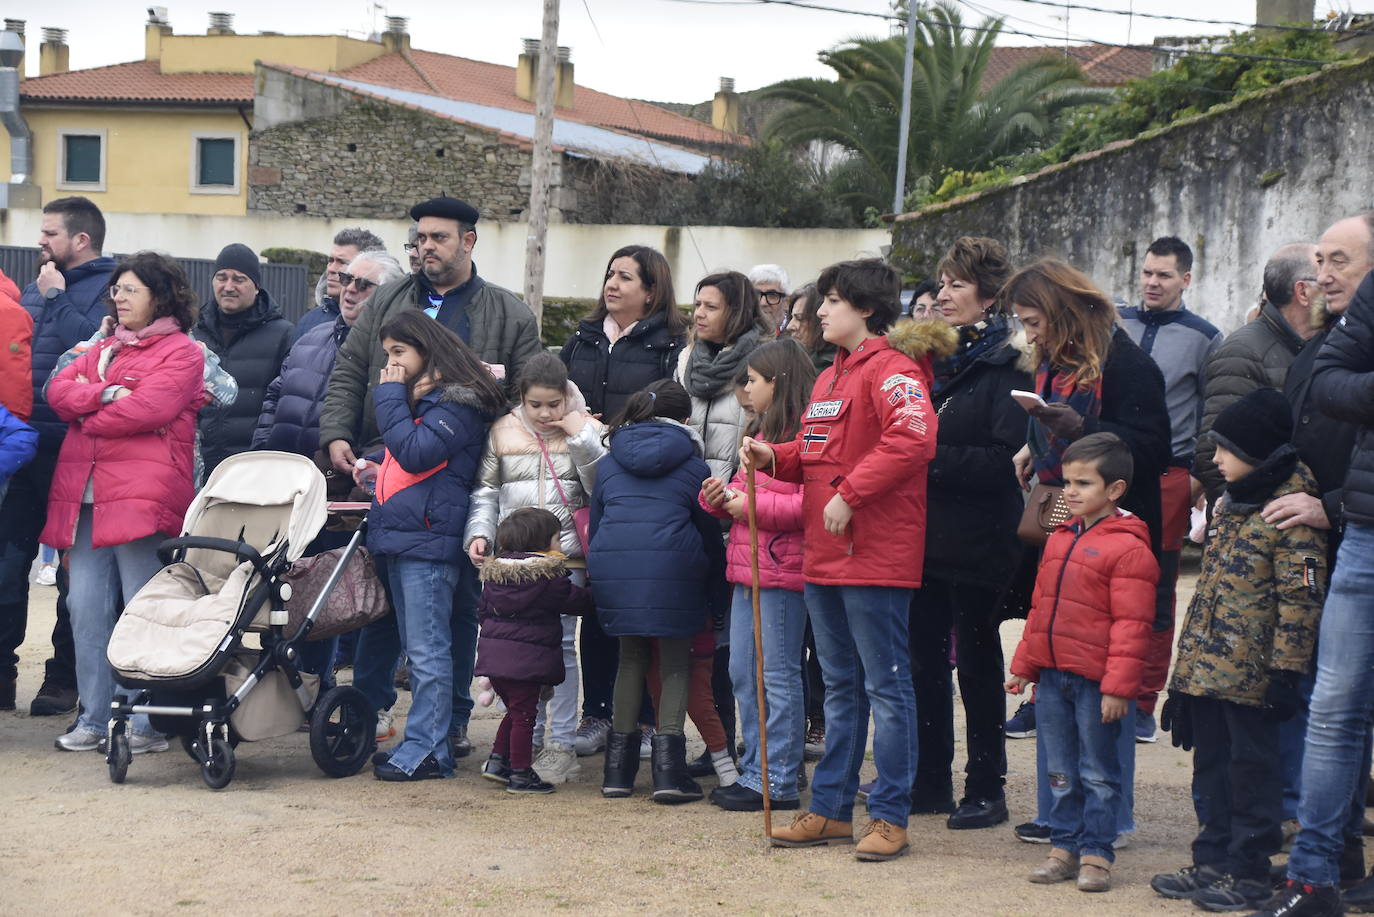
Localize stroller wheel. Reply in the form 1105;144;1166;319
107;733;131;784
310;685;377;778
180;733;203;763
201;737;236;790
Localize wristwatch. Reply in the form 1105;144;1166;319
43;285;62;301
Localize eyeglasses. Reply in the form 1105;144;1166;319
403;243;419;254
109;284;147;298
758;290;784;306
337;273;377;293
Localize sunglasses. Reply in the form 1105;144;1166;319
337;273;377;293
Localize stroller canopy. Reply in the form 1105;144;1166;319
184;451;329;564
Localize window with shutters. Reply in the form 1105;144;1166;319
57;129;106;191
190;132;241;194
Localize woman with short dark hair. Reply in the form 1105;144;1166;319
43;251;205;754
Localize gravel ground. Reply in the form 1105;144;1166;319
0;571;1285;916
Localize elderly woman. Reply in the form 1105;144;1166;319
908;237;1030;829
43;251;205;754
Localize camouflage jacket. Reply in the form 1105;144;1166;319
1170;461;1328;707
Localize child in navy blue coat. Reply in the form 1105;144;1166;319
588;379;727;804
0;402;37;505
475;507;595;794
364;311;506;783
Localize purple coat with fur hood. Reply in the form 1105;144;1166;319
475;552;595;684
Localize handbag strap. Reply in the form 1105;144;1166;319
535;433;574;512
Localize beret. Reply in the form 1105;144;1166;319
409;196;480;225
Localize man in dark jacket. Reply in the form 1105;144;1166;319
290;227;385;345
1267;213;1374;917
0;196;114;715
1194;243;1319;502
193;243;294;477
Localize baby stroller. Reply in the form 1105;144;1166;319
104;451;379;789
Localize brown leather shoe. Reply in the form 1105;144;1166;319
770;812;854;848
1077;855;1111;892
1029;848;1079;884
855;818;909;862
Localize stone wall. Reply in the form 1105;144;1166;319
889;56;1374;333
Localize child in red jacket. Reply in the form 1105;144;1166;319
1006;433;1158;893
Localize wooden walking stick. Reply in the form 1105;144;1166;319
746;464;772;839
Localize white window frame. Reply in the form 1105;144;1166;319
189;131;241;195
56;128;107;192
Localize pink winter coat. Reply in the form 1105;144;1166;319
699;467;804;592
41;328;205;549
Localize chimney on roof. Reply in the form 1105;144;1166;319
207;12;235;36
4;20;23;80
712;77;739;134
1256;0;1315;27
517;39;575;109
381;15;410;53
145;8;171;62
38;28;68;77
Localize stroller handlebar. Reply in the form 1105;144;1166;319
158;536;271;577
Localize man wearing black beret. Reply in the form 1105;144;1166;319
319;196;540;760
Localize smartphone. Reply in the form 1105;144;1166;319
1010;389;1047;412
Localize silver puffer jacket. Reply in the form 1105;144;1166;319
464;402;607;559
675;346;749;481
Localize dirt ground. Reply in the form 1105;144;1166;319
0;571;1266;916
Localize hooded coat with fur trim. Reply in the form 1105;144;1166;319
475;552;596;684
770;320;956;589
364;380;495;563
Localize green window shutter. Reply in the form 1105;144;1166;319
198;138;236;186
64;135;102;183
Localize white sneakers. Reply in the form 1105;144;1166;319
533;742;581;784
376;708;396;743
55;727;169;754
35;564;57;587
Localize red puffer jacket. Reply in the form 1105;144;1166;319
1010;511;1159;699
771;322;953;589
0;271;32;421
699;464;804;592
41;329;205;549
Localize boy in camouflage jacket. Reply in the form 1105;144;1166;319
1152;388;1328;912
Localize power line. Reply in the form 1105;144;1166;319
997;0;1374;37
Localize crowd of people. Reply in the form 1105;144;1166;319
2;192;1374;916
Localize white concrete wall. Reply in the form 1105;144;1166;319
0;210;889;301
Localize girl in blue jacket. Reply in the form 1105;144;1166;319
589;379;726;804
366;310;506;782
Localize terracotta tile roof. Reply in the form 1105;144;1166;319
340;50;738;148
19;59;252;104
982;43;1154;91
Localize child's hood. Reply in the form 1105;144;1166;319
431;382;499;419
479;551;569;585
512;379;591;438
608;419;703;479
1075;510;1152;548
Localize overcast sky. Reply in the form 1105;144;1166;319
13;1;1356;102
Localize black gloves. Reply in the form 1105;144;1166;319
1029;403;1085;441
1263;670;1303;723
1161;692;1195;751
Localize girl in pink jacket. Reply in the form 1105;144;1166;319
42;252;205;755
700;339;815;811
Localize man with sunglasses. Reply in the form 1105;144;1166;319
292;227;386;345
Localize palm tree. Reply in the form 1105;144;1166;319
761;2;1107;214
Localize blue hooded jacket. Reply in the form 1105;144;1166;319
0;403;37;483
21;255;118;452
364;380;494;564
587;419;725;639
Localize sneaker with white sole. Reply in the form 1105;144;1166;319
533;742;581;785
1005;700;1036;739
129;733;170;755
573;717;611;757
55;726;103;752
1135;709;1158;744
35;564;57;587
638;725;655;760
376;708;396;743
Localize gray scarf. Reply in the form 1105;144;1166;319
683;327;764;399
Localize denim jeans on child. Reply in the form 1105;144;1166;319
1288;522;1374;887
68;506;164;737
384;555;461;777
1035;695;1136;835
729;584;806;800
804;583;918;827
1035;668;1129;862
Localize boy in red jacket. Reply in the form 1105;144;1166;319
1007;432;1158;893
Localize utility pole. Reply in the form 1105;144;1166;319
892;0;918;214
524;0;559;327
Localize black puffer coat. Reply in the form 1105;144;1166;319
560;311;685;420
1313;270;1374;528
193;290;294;476
1286;320;1356;547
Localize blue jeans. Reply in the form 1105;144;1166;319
1288;522;1374;887
353;555;480;735
804;583;917;827
729;585;806;800
384;555;461;776
1035;695;1136;835
1035;669;1129;862
68;506;164;737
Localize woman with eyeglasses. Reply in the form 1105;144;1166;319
42;251;205;755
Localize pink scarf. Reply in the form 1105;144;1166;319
109;315;181;357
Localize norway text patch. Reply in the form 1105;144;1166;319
804;399;844;420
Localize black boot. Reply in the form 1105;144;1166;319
601;731;641;798
687;749;715;778
651;733;703;804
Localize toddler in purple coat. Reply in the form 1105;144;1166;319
476;508;594;793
